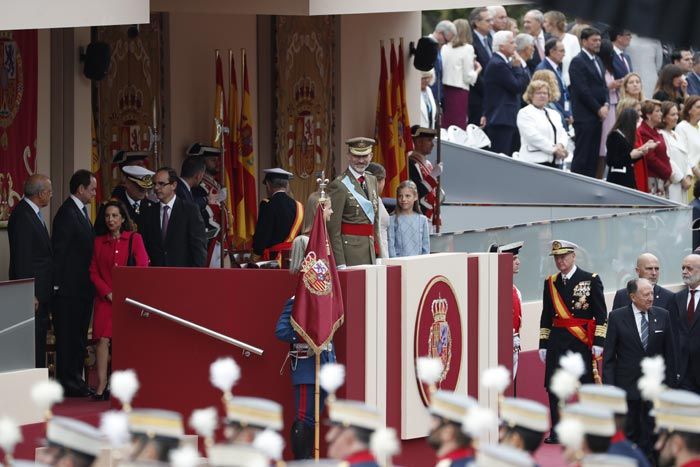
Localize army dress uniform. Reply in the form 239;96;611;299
275;297;336;459
327;138;381;267
539;240;607;431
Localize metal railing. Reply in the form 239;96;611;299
125;298;263;357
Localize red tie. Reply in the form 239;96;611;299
358;176;365;184
689;289;697;325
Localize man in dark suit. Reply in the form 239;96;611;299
176;156;207;212
523;9;550;75
538;240;607;444
603;278;675;457
692;180;700;251
8;174;53;368
569;27;609;177
536;39;572;128
469;7;493;126
111;165;155;231
609;28;633;79
140;167;207;267
52;170;97;396
482;30;529;156
428;20;457;112
687;52;700;96
668;254;700;394
612;253;674;311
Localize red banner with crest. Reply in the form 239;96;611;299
0;30;37;222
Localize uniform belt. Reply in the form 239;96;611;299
262;241;293;261
609;167;627;174
289;342;333;359
552;317;595;348
341;223;373;236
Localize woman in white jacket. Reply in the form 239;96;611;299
659;101;692;203
516;80;570;167
440;19;481;130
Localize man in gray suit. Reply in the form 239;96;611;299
612;253;674;311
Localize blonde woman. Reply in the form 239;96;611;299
619;72;645;102
441;18;482;129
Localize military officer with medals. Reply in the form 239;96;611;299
251;168;304;263
538;240;607;444
327;137;381;268
110;150;151;198
111;165;156;230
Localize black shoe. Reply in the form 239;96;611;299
544;434;559;444
65;386;93;397
90;389;110;401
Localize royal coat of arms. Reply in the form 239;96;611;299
427;296;452;383
0;33;24;150
300;251;332;296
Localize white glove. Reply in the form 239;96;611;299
337;264;347;270
430;162;444;178
592;345;603;358
539;349;547;363
216;187;228;203
513;335;521;350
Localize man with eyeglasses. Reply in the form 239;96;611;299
140;167;207;267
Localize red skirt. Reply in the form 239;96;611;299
441;85;469;130
92;298;112;339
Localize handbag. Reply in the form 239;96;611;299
126;233;136;266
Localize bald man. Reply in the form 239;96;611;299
612;253;674;311
8;174;53;367
668;254;700;392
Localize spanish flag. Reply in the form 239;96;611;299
228;51;245;246
373;41;396;197
239;49;257;241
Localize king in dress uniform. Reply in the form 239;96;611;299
252;168;304;262
327;137;381;268
539;240;607;444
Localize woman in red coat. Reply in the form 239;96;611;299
638;99;672;197
89;200;149;399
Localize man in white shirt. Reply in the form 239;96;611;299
604;278;675;457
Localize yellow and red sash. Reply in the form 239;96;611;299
548;274;595;348
263;200;304;263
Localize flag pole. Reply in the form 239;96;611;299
314;350;321;460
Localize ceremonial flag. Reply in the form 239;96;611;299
211;50;227;148
239;49;257;241
373;41;396;197
384;41;404;198
90;115;102;220
290;203;344;352
398;39;414;153
228;51;246;246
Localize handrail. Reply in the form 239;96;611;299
125;298;263;356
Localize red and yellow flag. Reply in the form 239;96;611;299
374;42;398;197
385;41;405;198
398;39;414;154
211;50;227;148
239;49;258;241
225;51;240;244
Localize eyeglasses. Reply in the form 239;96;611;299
154;181;173;187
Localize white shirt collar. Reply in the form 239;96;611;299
562;265;577;280
537;30;545;42
24;197;41;215
613;45;624;55
474;30;488;42
545;57;561;70
631;302;647;316
125;192;138;206
348;165;365;180
582;48;596;61
161;194;177;211
70;194;86;212
495;51;509;63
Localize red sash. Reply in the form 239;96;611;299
344;450;377;464
512;285;522;334
410;155;438;220
437;447;475;462
548;274;595;348
262;200;304;262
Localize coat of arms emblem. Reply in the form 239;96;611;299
0;32;24;150
427;296;451;384
300;251;332;296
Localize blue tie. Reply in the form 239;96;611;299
37;210;45;227
640;313;648;351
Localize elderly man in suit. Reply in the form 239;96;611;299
687;52;700;96
469;7;493;126
604;278;675;457
428;20;457;112
569;27;609;177
8;174;53;368
482;30;530;156
668;254;700;394
140;167;207;267
609;28;633;79
52;170;97;396
522;9;549;75
537;38;572;128
612;253;674;311
327;138;381;268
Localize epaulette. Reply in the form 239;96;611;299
592;273;598;278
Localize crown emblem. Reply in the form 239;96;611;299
117;84;145;115
431;296;448;321
301;251;332;296
294;77;316;111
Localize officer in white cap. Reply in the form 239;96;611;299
428;390;478;466
326;399;381;466
499;397;549;456
41;416;105;467
224;396;283;445
578;384;650;466
127;408;184;462
540;240;607;443
111;165;156;229
559;403;616;464
654;406;700;467
207;443;270;467
251;168;303;263
580;453;637;467
475;443;535;467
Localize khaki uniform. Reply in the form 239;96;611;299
327;169;380;267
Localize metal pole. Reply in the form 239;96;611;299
124;298;263;356
434;76;443;233
314;352;321;460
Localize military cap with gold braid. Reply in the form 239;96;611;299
127;408;184;440
549;239;578;256
654;389;700;412
410;125;438;139
580;454;636;467
46;416;106;459
578;384;627;415
500;397;550;433
476;443;535;467
560;403;615;437
345;137;375;156
429;390;478;424
328;399;381;431
655;407;700;434
225;396;283;431
123;165;155;189
208;443;270;467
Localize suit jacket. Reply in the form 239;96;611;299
569;50;609;123
688;72;700;97
7;199;53;303
612;284;674;311
692;198;700;251
175;178;195;205
52;197;95;299
327;169;380;267
667;289;700;386
140;196;207;267
252;191;301;256
110;185;155;232
469;30;492;123
603;305;675;399
482;54;529;128
611;50;633;80
608;439;651;467
535;58;571;121
526;31;551;75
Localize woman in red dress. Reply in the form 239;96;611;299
89;200;149;399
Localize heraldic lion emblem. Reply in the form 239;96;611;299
300;251;332;296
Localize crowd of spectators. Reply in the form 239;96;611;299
423;7;700;203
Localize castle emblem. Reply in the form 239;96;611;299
300;251;332;296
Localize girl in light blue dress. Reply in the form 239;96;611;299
388;180;430;257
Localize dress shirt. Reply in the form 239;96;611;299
562;265;577;281
613;45;630;73
631;303;648;339
70;194;87;218
535;30;545;59
582;48;602;77
24;197;41;216
159;195;177;226
474;31;492;57
125;192;139;210
348;165;365;182
686;286;700;311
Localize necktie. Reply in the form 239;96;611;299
689;289;697;325
593;57;603;78
484;36;492;57
620;53;630;73
133;201;140;215
536;36;544;60
162;205;170;241
82;205;89;221
37;210;46;227
358;176;368;196
640;312;649;351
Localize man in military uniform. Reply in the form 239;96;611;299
327;137;381;268
428;390;478;466
111;165;155;230
110;150;151;199
326;399;381;466
275;296;336;459
223;396;283;445
251;168;304;263
539;240;607;444
499;397;549;457
408;125;442;221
